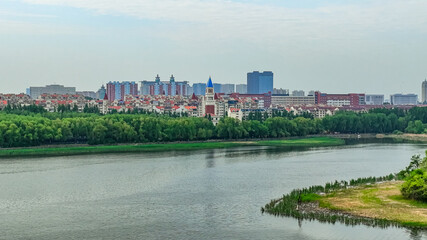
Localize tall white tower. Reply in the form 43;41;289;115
203;76;216;116
422;79;427;104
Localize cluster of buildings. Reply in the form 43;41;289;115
1;73;422;122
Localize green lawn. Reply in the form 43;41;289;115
0;137;344;158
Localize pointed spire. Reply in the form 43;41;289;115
103;93;108;100
191;93;198;100
214;93;218;100
207;76;213;88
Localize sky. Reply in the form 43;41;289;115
0;0;426;98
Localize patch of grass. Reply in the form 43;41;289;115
388;195;427;208
0;137;345;158
360;188;383;205
320;182;427;228
301;193;322;202
259;137;345;147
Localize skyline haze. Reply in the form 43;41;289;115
1;0;426;96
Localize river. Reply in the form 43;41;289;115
0;142;426;239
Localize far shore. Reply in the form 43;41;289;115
0;136;344;158
378;133;427;142
1;133;426;158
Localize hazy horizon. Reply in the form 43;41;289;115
1;0;426;97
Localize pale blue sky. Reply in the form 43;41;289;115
1;0;426;98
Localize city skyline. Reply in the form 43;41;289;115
1;0;426;96
18;75;425;100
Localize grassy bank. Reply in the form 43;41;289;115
378;133;427;143
317;181;427;228
0;137;344;158
264;176;427;229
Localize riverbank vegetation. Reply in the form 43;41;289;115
264;153;427;228
0;137;344;158
1;106;427;148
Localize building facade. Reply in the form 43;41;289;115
365;94;384;105
273;88;289;95
213;83;222;94
96;85;106;99
140;75;189;97
236;84;247;94
291;90;305;96
202;77;216;116
77;91;97;99
271;95;315;106
314;92;365;107
27;84;76;99
247;71;273;94
193;83;207;96
390;94;418;105
106;81;138;101
221;84;235;94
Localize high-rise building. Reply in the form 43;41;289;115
140;75;189;96
27;84;76;99
106;81;138;101
390;94;418;105
236;84;247;94
193;83;207;96
273;88;289;95
247;71;273;94
365;94;384;105
96;85;106;99
221;84;235;94
213;83;222;93
292;90;305;96
422;79;427;103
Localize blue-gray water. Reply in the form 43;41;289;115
1;143;427;240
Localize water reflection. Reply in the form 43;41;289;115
0;142;426;240
205;150;216;168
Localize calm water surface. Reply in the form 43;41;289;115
1;143;427;240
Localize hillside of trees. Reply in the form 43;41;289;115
1;106;427;148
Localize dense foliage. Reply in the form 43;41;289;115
400;154;427;202
0;106;427;147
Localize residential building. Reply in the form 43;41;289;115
77;91;97;99
27;84;76;99
106;81;138;101
247;71;273;94
365;94;384;105
271;95;315;106
221;84;235;94
314;92;365;107
236;84;247;94
273;88;289;95
228;108;243;121
390;94;418;105
291;90;305;96
140;75;189;97
213;83;222;94
96;85;106;99
193;83;207;96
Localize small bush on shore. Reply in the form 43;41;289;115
401;169;427;202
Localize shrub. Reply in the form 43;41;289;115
401;169;427;202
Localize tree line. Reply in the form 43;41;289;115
1;106;427;147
